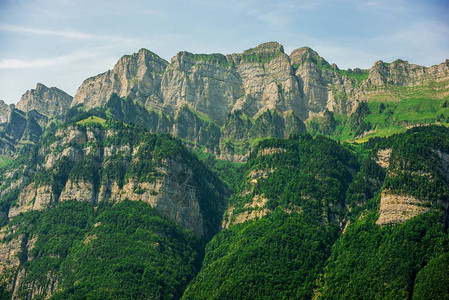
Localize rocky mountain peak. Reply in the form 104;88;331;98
390;59;408;66
72;48;168;109
0;100;14;123
117;48;168;67
245;41;284;54
16;83;73;118
241;42;284;63
170;51;189;63
367;58;441;86
170;51;231;69
35;82;46;90
289;46;330;67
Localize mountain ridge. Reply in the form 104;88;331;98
3;42;448;161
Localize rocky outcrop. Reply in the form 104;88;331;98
222;194;271;229
5;125;226;237
0;105;47;157
8;184;55;219
72;49;168;110
257;147;286;157
290;47;361;115
66;42;449;161
232;42;306;119
0;228;57;299
16;83;72;118
0;100;13;124
0;229;22;280
376;148;392;169
376;191;430;225
99;160;206;235
59;180;95;203
368;59;449;86
161;51;243;126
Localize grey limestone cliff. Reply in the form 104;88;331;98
58;42;449;160
72;49;168;110
0;100;14;124
16;83;72;118
4;125;226;238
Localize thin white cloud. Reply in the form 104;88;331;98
0;24;138;44
233;0;297;29
0;50;99;69
384;21;449;45
371;20;449;64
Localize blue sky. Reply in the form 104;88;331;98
0;0;448;104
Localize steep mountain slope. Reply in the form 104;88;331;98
0;84;73;158
0;117;227;298
1;42;448;299
1;119;226;237
16;83;73;118
0;100;13;124
72;49;168;110
1;121;449;299
0;201;203;299
320;126;449;299
68;93;305;161
183;135;360;299
66;42;449;159
182;126;449;299
0;107;47;157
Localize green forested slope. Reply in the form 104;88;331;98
1;107;449;299
183;127;449;300
183;135;359;299
2;201;201;299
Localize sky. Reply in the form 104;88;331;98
0;0;448;104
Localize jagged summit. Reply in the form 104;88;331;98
0;100;14;123
289;46;330;67
63;42;449;160
242;41;285;57
16;83;72;118
120;48;168;65
72;47;168;109
3;42;448;162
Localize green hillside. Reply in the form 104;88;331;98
2;201;202;299
184;126;449;299
307;80;449;142
1;105;449;299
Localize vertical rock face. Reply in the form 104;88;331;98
0;100;13;124
0;108;47;156
376;191;430;225
233;42;305;119
52;43;449;125
70;41;449;121
72;49;168;110
62;42;449;161
16;83;72;118
290;46;360;115
368;59;449;86
4;125;226;237
161;51;243;126
290;47;332;114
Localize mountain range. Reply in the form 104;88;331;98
2;42;448;160
0;42;448;299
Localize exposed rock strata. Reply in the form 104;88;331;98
16;83;72;118
376;148;392;169
68;42;449;161
6;126;225;237
72;49;168;109
0;100;13;124
376;191;430;225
